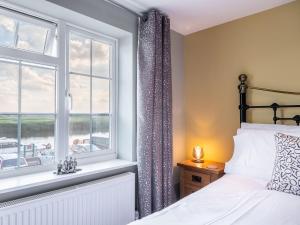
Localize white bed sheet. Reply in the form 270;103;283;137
129;174;300;225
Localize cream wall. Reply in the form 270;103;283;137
184;1;300;162
171;31;186;184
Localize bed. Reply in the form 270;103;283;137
130;74;300;225
130;174;300;225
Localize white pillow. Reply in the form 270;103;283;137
241;122;300;131
225;129;300;181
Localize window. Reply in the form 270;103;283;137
0;8;57;56
0;6;117;173
0;58;56;170
68;31;113;156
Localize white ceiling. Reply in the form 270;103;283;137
113;0;294;35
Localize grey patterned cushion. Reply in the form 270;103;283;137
267;133;300;196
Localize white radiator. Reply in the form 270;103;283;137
0;172;135;225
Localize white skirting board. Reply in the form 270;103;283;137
0;172;135;225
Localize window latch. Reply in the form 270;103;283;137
67;92;73;111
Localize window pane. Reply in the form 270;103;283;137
92;115;110;151
44;29;57;57
92;41;110;77
70;75;90;113
17;22;48;53
92;78;109;113
21;65;56;113
69;33;90;74
21;115;55;166
0;9;57;56
0;115;18;170
0;61;18;113
0;15;16;47
69;115;90;155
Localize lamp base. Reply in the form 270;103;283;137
192;159;204;163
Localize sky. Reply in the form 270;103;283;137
0;14;110;115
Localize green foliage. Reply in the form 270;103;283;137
0;115;110;138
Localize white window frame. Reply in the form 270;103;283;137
0;4;118;176
0;57;57;169
0;7;57;56
65;25;118;161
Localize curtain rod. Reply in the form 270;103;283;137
104;0;143;17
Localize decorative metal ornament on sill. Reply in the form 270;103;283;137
54;157;81;175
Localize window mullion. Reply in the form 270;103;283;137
56;21;68;162
17;61;22;168
89;39;93;153
110;42;116;153
69;71;112;80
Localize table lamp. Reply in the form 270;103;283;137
192;145;204;163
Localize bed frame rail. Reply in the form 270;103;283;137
238;74;300;125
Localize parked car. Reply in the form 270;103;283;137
0;153;28;170
26;157;42;167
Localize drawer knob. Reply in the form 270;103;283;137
192;175;202;183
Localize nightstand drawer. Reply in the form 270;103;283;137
182;170;210;188
178;160;225;198
182;184;201;196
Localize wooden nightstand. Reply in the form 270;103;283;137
177;160;225;198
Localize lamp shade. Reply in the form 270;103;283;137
192;145;204;163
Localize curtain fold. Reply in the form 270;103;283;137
137;9;174;218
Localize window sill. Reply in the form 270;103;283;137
0;159;137;197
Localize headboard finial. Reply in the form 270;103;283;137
238;74;248;94
239;74;247;82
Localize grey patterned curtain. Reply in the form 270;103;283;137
137;9;174;218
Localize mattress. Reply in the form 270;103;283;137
129;174;300;225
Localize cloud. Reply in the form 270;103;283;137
69;34;110;77
0;62;18;112
69;75;110;113
0;61;56;113
69;34;110;113
69;34;90;74
70;75;90;113
21;66;55;113
0;31;110;115
17;22;48;53
92;41;110;77
0;15;15;32
0;15;52;54
0;59;109;114
92;78;109;113
0;15;16;46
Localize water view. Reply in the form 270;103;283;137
0;115;110;170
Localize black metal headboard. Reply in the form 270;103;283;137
238;74;300;125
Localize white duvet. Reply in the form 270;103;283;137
129;174;300;225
